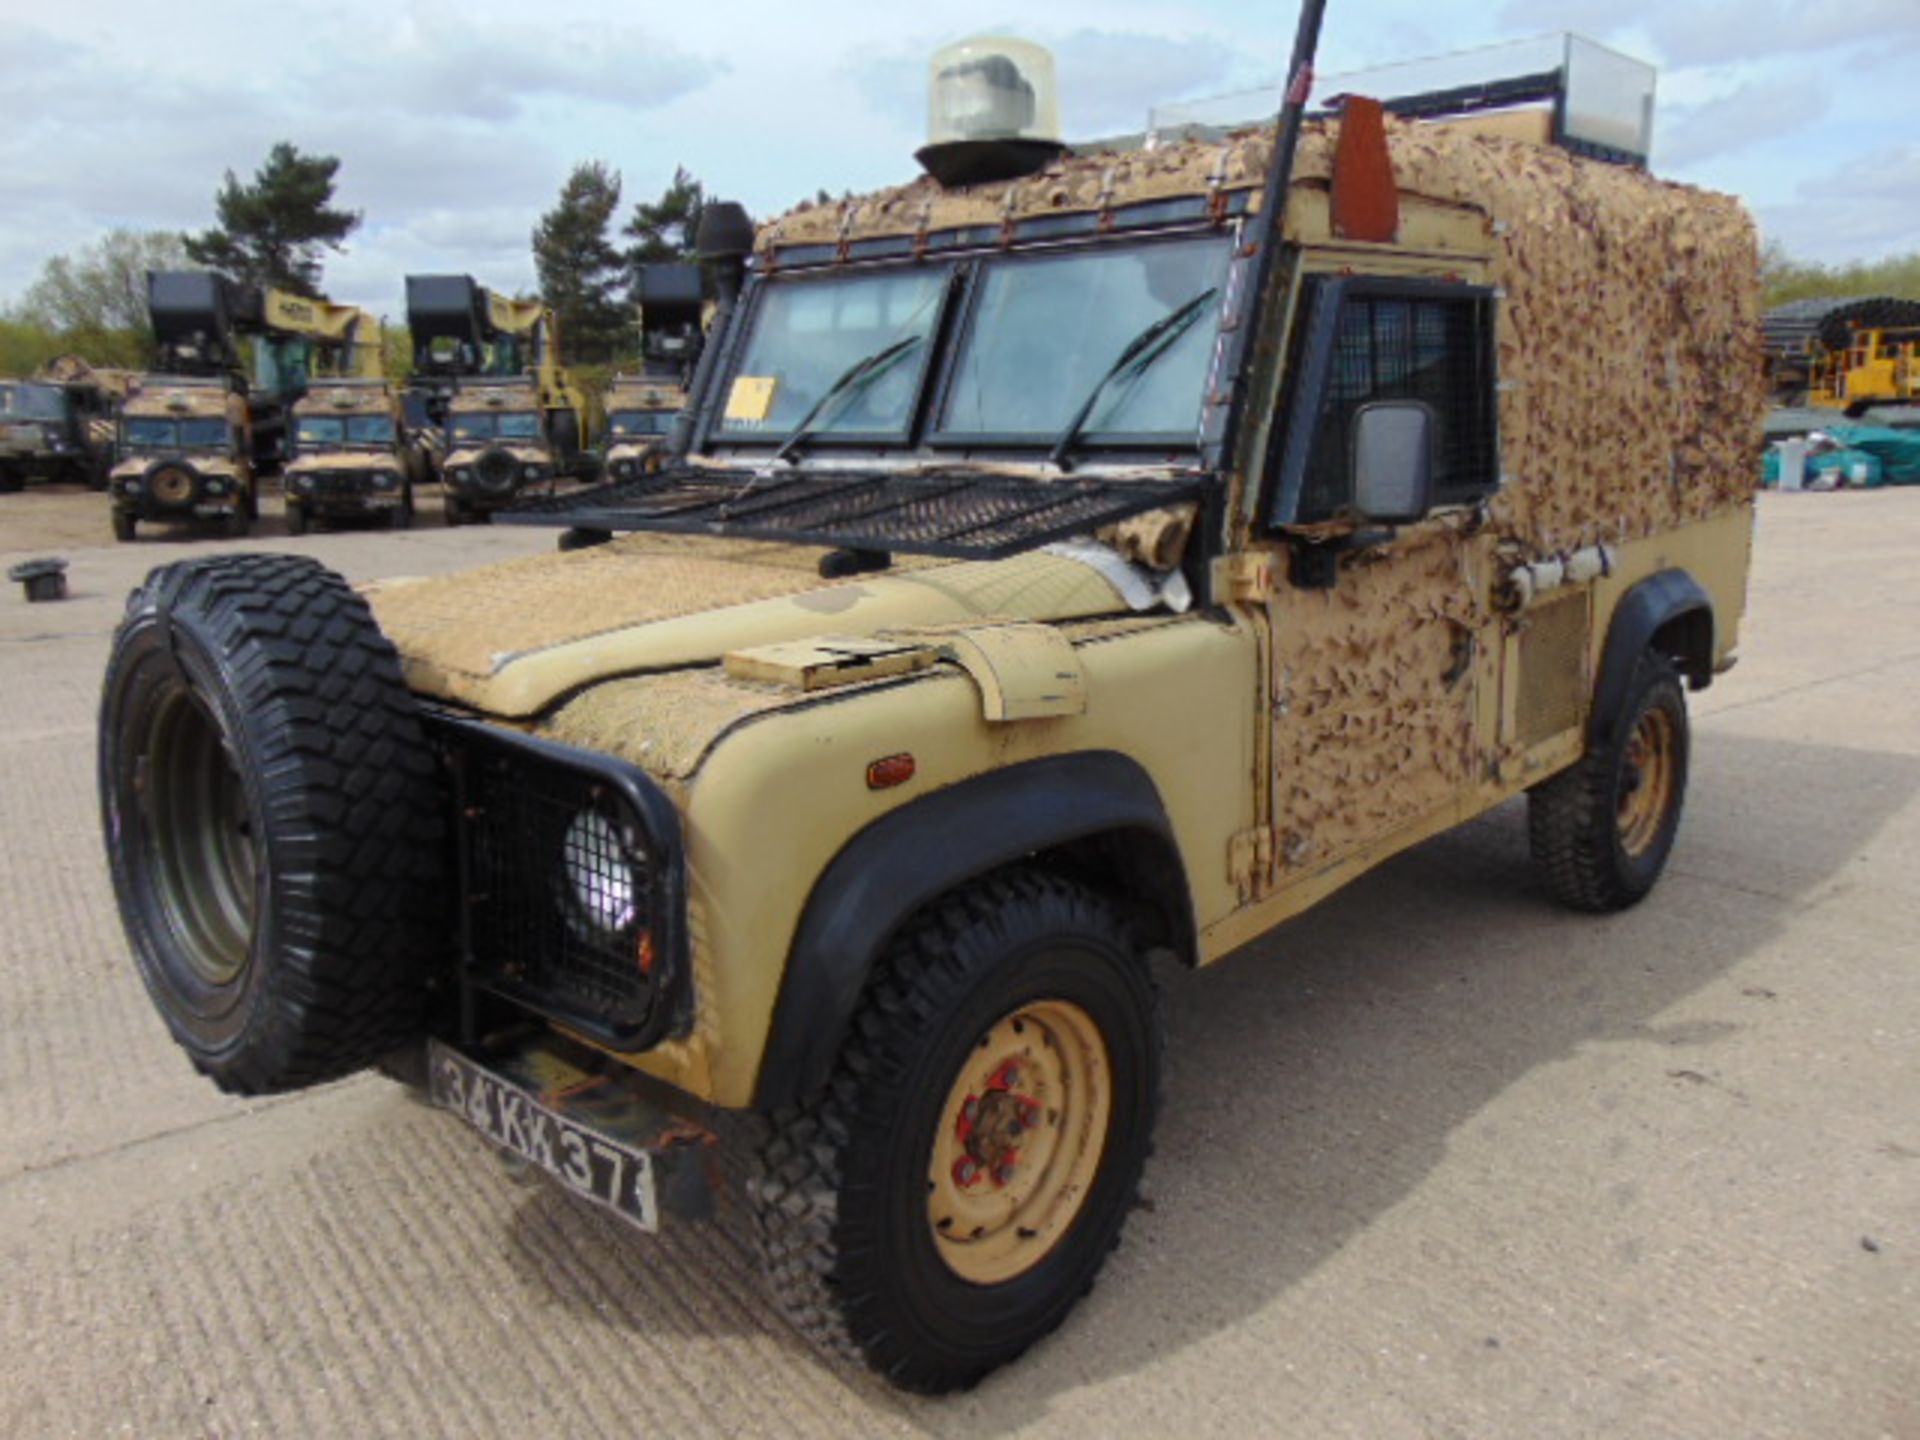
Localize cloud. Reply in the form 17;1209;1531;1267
1496;0;1920;67
1659;80;1831;169
1757;143;1920;265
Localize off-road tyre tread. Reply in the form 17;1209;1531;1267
1529;650;1687;913
749;870;1160;1392
103;553;444;1094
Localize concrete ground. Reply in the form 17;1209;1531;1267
0;485;1914;1438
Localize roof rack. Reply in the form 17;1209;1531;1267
1147;33;1656;167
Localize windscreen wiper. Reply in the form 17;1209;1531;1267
1047;286;1219;472
772;334;925;465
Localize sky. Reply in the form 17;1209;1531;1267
2;0;1916;319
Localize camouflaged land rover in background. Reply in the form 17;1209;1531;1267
437;380;568;524
598;375;685;483
107;375;257;541
283;380;422;534
99;28;1762;1394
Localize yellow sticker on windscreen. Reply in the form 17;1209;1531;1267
726;376;778;424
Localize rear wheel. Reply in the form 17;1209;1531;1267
1529;650;1689;911
99;554;446;1093
751;871;1160;1393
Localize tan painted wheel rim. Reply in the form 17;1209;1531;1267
151;466;194;504
1617;707;1677;857
926;999;1111;1286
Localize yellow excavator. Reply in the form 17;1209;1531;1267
404;275;593;522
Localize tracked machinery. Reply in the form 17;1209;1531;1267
404;275;592;523
1763;295;1920;414
109;272;388;540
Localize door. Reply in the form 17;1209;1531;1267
1256;273;1505;888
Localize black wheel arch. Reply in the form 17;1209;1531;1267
1591;569;1714;744
751;750;1194;1110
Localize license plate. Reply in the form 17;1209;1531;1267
429;1041;659;1231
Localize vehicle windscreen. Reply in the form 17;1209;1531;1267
715;267;948;441
302;414;395;446
609;409;675;437
296;416;346;447
2;383;68;421
938;235;1232;442
125;417;229;451
450;411;540;442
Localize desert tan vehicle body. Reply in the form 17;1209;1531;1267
107;376;256;540
598;376;685;481
99;43;1761;1396
283;380;417;534
438;381;563;523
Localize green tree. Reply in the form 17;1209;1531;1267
184;142;360;295
533;161;629;365
1762;238;1920;309
15;229;189;340
625;166;705;265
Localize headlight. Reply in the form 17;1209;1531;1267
612;460;634;480
560;809;645;940
522;464;542;480
372;470;397;490
123;479;142;494
204;477;230;495
452;467;472;482
291;474;314;492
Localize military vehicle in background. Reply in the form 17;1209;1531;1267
107;374;257;541
109;271;386;539
404;275;592;523
0;359;131;492
598;262;705;485
283;379;422;534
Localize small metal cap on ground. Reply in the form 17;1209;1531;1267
7;557;69;603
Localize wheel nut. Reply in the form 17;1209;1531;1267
953;1158;979;1187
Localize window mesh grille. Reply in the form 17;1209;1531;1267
1298;288;1498;521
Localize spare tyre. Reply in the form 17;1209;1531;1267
99;554;446;1094
474;445;519;494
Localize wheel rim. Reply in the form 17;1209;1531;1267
925;998;1111;1286
1616;707;1676;857
151;466;194;504
145;688;259;986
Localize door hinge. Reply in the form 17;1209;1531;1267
1228;826;1275;902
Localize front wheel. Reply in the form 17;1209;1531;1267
112;509;137;543
1529;650;1689;911
751;871;1160;1393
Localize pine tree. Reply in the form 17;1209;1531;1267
625;167;706;266
533;161;628;365
183;143;360;295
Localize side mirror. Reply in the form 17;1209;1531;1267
1350;399;1436;524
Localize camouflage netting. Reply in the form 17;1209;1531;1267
760;117;1764;557
1291;123;1763;553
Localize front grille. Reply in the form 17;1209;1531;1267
499;466;1203;560
434;717;686;1049
312;471;371;495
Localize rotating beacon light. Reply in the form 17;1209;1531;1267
915;36;1066;188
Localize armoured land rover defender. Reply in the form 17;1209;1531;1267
283;380;419;534
438;380;569;524
599;374;685;482
99;25;1762;1393
106;375;257;541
